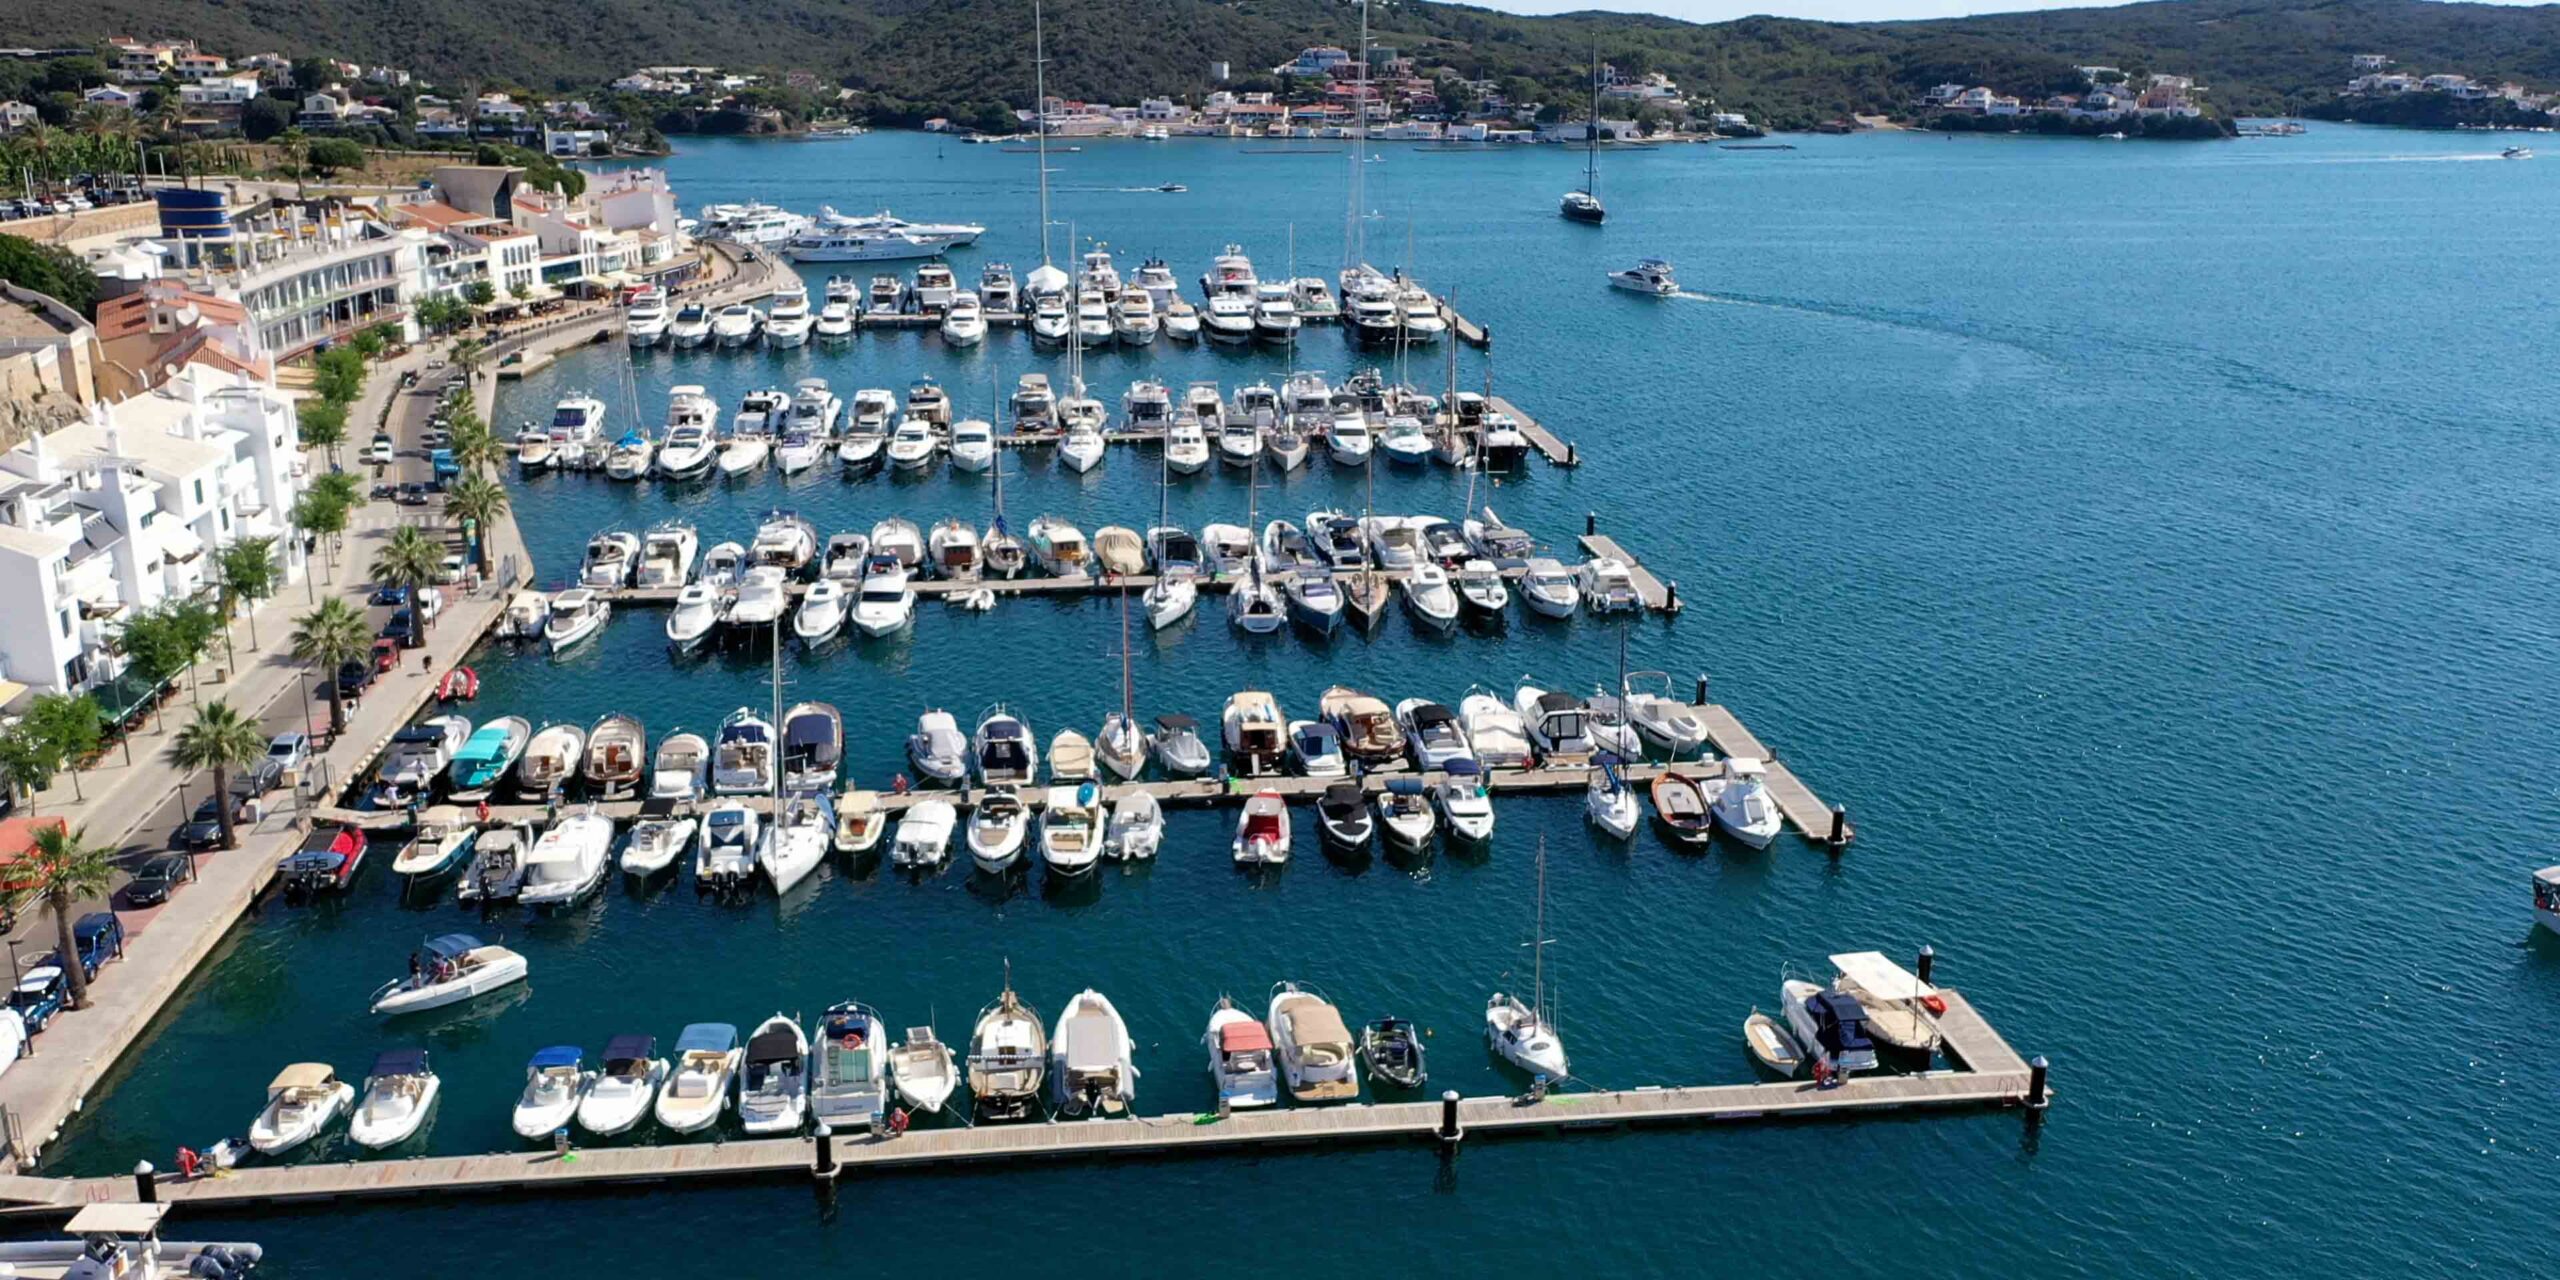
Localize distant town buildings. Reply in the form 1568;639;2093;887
1921;66;2205;122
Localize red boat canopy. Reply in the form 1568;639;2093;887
1220;1020;1274;1053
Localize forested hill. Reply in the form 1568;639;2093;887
21;0;2560;127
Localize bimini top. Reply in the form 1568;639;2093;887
423;933;484;961
747;1027;804;1065
676;1022;739;1054
1385;778;1427;797
269;1062;338;1092
528;1045;584;1071
369;1048;430;1079
1154;713;1198;733
1444;758;1482;777
1219;1020;1273;1053
1830;951;1938;1002
603;1034;657;1069
1534;691;1581;717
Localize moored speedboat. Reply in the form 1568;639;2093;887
1709;757;1784;848
654;1023;741;1133
519;808;614;907
622;816;698;875
893;798;957;869
1268;983;1359;1102
969;973;1048;1121
1782;979;1878;1076
1038;782;1107;877
666;583;724;652
833;788;887;854
583;712;647;797
794;578;848;646
967;786;1030;873
810;1001;891;1129
250;1063;353;1155
713;707;778;795
1374;779;1436;849
577;1035;669;1136
889;1027;960;1114
781;702;843;790
1150;714;1212;776
1103;789;1163;861
1051;988;1137;1118
696;800;760;896
908;709;970;785
510;1046;592;1140
1231;789;1290;866
1316;781;1373;849
1204;997;1280;1109
1433;761;1496;843
738;1015;811;1135
349;1049;439;1149
651;731;709;801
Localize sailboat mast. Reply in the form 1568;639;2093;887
1034;0;1053;269
1344;0;1371;279
769;591;783;808
1586;38;1601;198
1533;837;1549;1024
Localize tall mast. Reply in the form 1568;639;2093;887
1586;37;1601;198
769;587;784;809
1343;0;1371;280
1034;0;1053;269
1532;837;1550;1025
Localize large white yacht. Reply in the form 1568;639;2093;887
654;386;721;479
783;207;986;261
699;201;812;246
624;289;669;346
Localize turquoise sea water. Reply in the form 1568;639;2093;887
36;125;2560;1276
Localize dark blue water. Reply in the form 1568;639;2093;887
42;126;2560;1276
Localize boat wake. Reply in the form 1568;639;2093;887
1669;290;2051;361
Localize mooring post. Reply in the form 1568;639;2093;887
1585;511;1597;537
1438;1090;1463;1145
1915;944;1935;985
132;1160;155;1204
2027;1056;2051;1111
813;1121;835;1176
1827;804;1848;851
1664;579;1679;612
1695;673;1709;705
1564;441;1576;467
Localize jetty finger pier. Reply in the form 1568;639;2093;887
0;985;2048;1218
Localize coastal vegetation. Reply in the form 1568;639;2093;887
21;0;2560;133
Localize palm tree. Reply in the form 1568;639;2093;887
215;536;282;651
6;823;116;1009
371;527;445;626
290;598;370;738
444;475;510;575
172;700;266;851
447;417;503;477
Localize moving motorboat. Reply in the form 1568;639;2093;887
654;1023;741;1133
758;787;836;894
1039;782;1107;877
1709;758;1784;849
1103;789;1163;861
1782;979;1878;1076
908;709;969;784
1316;781;1373;848
577;1035;668;1136
780;702;843;790
369;933;528;1015
349;1049;439;1148
1268;983;1359;1102
1051;989;1138;1117
889;1027;960;1114
810;1001;891;1128
510;1046;592;1140
622;816;698;875
250;1063;353;1154
1422;755;1495;845
1231;790;1290;866
1150;714;1212;776
651;731;709;801
1609;257;1679;295
519;808;614;907
712;707;778;794
1204;998;1280;1109
967;786;1030;873
738;1015;812;1134
969;973;1048;1121
893;799;958;869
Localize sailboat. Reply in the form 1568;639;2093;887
985;376;1029;580
1486;838;1571;1080
1342;404;1392;630
1560;40;1606;224
1098;590;1148;778
968;961;1048;1122
1021;0;1072;329
1141;414;1197;629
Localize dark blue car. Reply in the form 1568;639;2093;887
43;912;124;981
10;966;66;1032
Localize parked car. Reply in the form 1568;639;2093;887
336;658;374;698
368;438;395;466
176;794;227;849
380;610;421;648
124;853;191;907
10;967;66;1033
44;912;124;981
265;732;311;775
369;585;410;607
415;587;444;621
232;757;286;798
370;638;400;673
435;554;467;586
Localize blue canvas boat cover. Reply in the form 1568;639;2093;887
529;1045;584;1069
1444;758;1482;777
1385;778;1426;796
675;1023;738;1054
603;1034;656;1066
370;1048;429;1078
422;934;483;960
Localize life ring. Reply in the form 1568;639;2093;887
838;1030;866;1050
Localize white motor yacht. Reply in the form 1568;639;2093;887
737;1015;811;1135
980;262;1018;313
635;521;700;589
974;707;1039;785
577;1035;669;1136
1623;671;1710;756
886;418;939;471
914;261;958;312
1400;562;1461;632
1150;714;1213;776
1204;998;1280;1110
1030;290;1073;344
907;710;970;784
1459;687;1534;768
668;303;712;347
1060;419;1106;474
1433;763;1496;843
1580;557;1642;613
655;391;721;479
852;557;916;636
1609;257;1679;296
1326;414;1373;466
814;301;856;340
711;303;762;347
1075;290;1114;347
1115;289;1159;345
1518;557;1581;619
765;289;814;347
1455;559;1511;618
697;799;760;894
651;732;710;801
794;578;848;646
749;510;818;573
948;420;996;473
349;1048;439;1149
249;1063;353;1155
666;583;725;652
519;809;613;907
625;290;669;346
1165;418;1211;473
580;531;639;588
1217;418;1262;469
1360;516;1420;568
1709;758;1785;848
712;706;778;794
1252;283;1300;344
941;289;988;345
1201;243;1258;298
1397;288;1447;342
1051;989;1137;1118
510;1046;592;1140
1039;782;1107;877
654;1023;741;1134
1104;789;1163;860
967;786;1030;873
726;565;789;636
1203;292;1255;342
1378;415;1433;466
1514;682;1597;766
543;589;612;653
893;798;958;869
1268;983;1359;1102
776;424;831;476
1163;297;1201;341
1396;699;1475;771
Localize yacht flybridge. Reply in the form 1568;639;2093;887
1609;258;1678;295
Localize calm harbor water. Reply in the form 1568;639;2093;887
36;125;2560;1275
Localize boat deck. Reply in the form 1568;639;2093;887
0;992;2027;1216
1576;534;1678;612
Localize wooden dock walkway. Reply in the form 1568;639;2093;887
316;707;1849;845
1577;534;1679;614
0;993;2032;1217
1489;396;1576;467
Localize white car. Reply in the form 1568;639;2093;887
436;554;467;586
368;439;395;466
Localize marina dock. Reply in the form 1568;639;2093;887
0;991;2031;1217
314;703;1851;847
1491;396;1579;467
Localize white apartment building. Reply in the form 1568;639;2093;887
0;365;308;696
179;75;263;109
216;213;422;359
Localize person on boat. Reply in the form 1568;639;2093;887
175;1146;201;1179
475;799;492;824
409;953;422;983
892;773;910;795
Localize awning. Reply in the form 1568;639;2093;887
89;670;171;723
160;524;205;563
270;1062;337;1091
